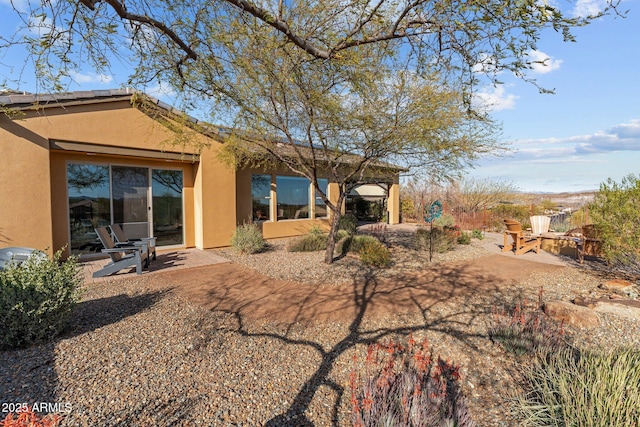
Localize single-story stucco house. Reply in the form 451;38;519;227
0;89;401;259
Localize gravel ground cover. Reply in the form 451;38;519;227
1;227;639;426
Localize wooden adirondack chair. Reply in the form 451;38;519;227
576;224;602;264
93;227;146;278
502;219;541;255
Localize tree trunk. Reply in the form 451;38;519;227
324;207;343;264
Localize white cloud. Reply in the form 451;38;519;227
573;0;607;17
68;70;113;84
527;50;563;74
143;82;176;98
1;0;30;13
473;85;518;112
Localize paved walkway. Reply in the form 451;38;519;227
81;248;230;285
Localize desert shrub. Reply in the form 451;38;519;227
338;214;359;235
416;227;457;253
336;229;350;241
0;406;61;427
288;233;328;252
351;336;476;427
489;293;566;356
589;174;640;273
432;212;455;228
490;204;531;227
364;223;387;243
308;225;324;235
344;235;379;253
471;229;484;240
0;249;82;349
230;223;266;254
513;347;640;426
457;232;471;245
359;239;391;267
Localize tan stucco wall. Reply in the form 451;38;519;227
193;145;237;249
0;100;230;255
388;182;400;225
0;115;54;253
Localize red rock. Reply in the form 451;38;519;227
543;300;601;328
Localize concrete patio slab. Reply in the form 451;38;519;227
81;248;230;285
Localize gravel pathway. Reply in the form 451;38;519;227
1;227;639;426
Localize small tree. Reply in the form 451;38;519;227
589;174;640;273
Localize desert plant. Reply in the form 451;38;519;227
589;174;640;273
365;223;387;243
359;239;391;267
490;204;531;228
0;249;82;349
230;223;266;254
513;347;640;426
288;233;328;252
489;292;566;356
1;406;61;427
339;213;359;235
344;235;380;253
308;225;324;235
457;232;471;245
416;227;457;253
471;229;484;240
432;212;455;228
351;336;476;427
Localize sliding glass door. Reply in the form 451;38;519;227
67;163;184;257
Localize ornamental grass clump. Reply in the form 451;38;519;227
350;335;476;427
513;347;640;426
489;291;566;356
230;223;266;254
0;249;82;349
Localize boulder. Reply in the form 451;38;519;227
599;279;636;294
593;300;640;321
543;300;601;328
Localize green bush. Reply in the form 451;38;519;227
308;225;324;236
432;212;455;228
490;204;531;228
288;233;328;252
344;235;380;253
471;229;484;240
230;223;266;254
513;347;640;426
338;214;358;235
416;227;457;253
359;239;391;267
457;231;471;245
0;249;82;349
589;174;640;272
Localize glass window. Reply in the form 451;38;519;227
67;164;111;256
152;169;184;246
315;178;329;218
276;176;310;220
251;174;271;221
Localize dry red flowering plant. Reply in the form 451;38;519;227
1;406;61;427
350;335;476;427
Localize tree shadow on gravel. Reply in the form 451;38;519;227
0;290;169;414
203;261;528;427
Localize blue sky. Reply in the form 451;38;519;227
1;0;638;193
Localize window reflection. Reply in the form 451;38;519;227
276;176;310;220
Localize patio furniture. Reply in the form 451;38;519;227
502;219;541;255
109;223;157;261
530;215;551;235
92;227;146;278
576;224;602;264
0;247;43;270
